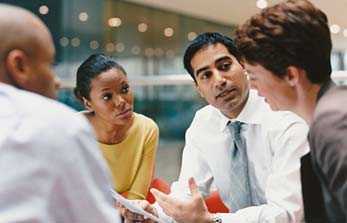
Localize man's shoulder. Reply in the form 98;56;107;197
185;105;223;138
191;105;220;127
194;105;217;119
0;87;95;166
6;87;90;137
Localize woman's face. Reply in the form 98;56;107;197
85;68;134;126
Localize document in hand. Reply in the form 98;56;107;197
111;190;169;223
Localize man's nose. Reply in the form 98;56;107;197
214;71;227;90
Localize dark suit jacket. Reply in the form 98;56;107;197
307;83;347;222
301;81;335;223
301;153;327;222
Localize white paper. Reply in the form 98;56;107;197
111;190;169;223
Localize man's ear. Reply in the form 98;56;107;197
82;97;93;112
285;66;301;87
5;49;31;87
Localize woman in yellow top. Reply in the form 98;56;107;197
74;54;159;200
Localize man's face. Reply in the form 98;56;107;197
191;43;249;117
27;35;60;99
244;62;295;111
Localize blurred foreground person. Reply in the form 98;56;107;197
236;0;347;222
75;54;159;200
0;4;120;222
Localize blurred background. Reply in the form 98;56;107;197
3;0;347;183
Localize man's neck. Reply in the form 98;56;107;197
222;90;249;119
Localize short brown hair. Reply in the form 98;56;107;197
235;0;332;84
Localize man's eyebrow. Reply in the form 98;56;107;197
195;66;210;77
195;56;233;77
215;56;232;64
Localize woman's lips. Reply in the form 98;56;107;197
116;108;132;118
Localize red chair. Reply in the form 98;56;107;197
204;191;229;213
146;178;171;204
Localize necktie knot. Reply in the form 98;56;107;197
228;121;243;138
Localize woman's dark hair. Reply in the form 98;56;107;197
235;0;332;84
74;53;127;101
183;32;241;83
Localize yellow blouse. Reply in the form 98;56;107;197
99;113;159;200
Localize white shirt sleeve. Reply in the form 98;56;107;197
217;121;308;223
171;128;215;198
155;125;215;222
0;111;120;223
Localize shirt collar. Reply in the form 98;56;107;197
218;89;262;132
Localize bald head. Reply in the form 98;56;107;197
0;4;59;98
0;4;53;63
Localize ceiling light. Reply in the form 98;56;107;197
79;12;88;22
131;46;141;55
330;24;341;34
138;23;148;32
108;17;122;27
71;37;80;47
59;37;69;47
116;43;125;52
256;0;268;9
106;43;115;52
39;5;49;15
90;40;99;50
164;27;174;37
187;32;197;41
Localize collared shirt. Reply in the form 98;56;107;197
0;83;120;223
157;90;309;223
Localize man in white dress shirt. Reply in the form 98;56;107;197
0;4;120;222
123;32;309;223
